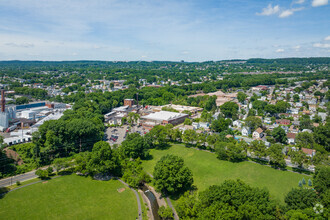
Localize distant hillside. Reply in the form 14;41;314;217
247;57;330;65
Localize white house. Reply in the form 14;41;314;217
291;108;299;115
241;127;251;136
233;120;242;128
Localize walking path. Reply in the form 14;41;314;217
147;172;179;219
118;179;142;220
166;197;179;220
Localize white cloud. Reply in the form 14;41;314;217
313;43;330;48
324;36;330;41
279;7;304;18
257;4;280;16
293;45;301;51
276;48;285;53
312;0;328;7
4;42;34;48
279;10;294;18
294;0;305;4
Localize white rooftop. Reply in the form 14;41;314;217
142;111;188;121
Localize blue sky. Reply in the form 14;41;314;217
0;0;329;61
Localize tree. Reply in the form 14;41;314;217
275;101;290;113
35;169;49;179
272;127;287;144
313;124;330;151
288;150;307;168
308;179;312;187
176;191;198;219
267;144;285;168
245;116;262;131
215;142;246;162
87;141;120;176
210;118;230;133
296;132;315;149
299;115;313;130
146;125;168;147
15;96;29;105
170;128;182;142
120;133;149;159
158;206;174;220
237;92;247;103
53;158;69;174
220;101;239;119
183;129;197;145
250;140;267;158
265;104;277;115
153;154;193;195
74;152;91;174
313;166;330;195
293;94;300;102
285;188;318;210
197;180;277;219
204;95;217;111
122;158;150;188
183;118;192;125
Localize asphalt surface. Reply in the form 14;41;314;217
106;124;147;146
0;170;38;188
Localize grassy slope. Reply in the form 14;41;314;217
143;144;307;202
0;175;138;220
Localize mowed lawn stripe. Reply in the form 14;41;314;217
143;144;305;202
0;175;138;220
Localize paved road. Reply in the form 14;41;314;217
0;166;53;188
118;179;142;220
0;170;38;188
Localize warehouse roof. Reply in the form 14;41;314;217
141;111;188;121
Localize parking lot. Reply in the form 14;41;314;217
105;124;147;146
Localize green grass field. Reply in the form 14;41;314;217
0;175;138;220
143;144;308;202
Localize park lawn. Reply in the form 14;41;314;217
143;144;308;203
0;174;138;220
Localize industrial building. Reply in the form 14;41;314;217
151;104;203;115
104;99;141;125
140;111;188;130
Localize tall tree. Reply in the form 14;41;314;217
153;154;193;195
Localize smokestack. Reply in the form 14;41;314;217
1;89;5;112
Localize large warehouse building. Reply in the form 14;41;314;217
140;111;188;130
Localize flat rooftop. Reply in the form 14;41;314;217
141;111;188;121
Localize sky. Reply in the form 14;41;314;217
0;0;329;61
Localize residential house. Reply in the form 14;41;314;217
253;127;264;139
263;117;272;124
301;148;316;157
281;126;289;133
276;119;291;125
291;108;299;115
233;120;242;128
287;133;296;145
241;127;251;136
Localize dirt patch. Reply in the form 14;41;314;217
42;181;48;184
117;188;126;193
4;148;24;165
